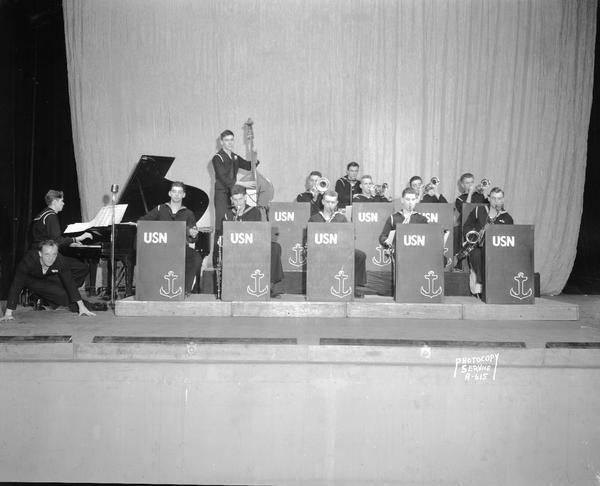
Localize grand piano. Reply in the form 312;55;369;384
65;155;210;296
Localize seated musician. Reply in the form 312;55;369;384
309;189;367;294
352;175;392;202
421;180;448;203
224;185;284;297
334;161;361;208
32;190;91;287
138;181;202;295
453;173;490;263
462;187;513;297
0;240;99;322
379;188;428;247
296;171;324;216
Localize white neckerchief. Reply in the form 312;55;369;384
320;210;341;223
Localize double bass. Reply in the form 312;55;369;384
237;118;275;216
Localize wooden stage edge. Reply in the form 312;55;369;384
115;295;579;321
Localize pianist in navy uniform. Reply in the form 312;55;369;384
309;189;367;293
352;175;392;203
462;187;514;296
296;171;324;216
212;129;257;266
0;240;97;322
138;181;202;295
31;189;91;288
379;187;428;247
223;185;284;297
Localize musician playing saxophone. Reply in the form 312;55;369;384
223;185;284;297
309;189;368;295
379;187;428;248
462;187;513;296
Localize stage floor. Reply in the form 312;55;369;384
1;294;599;353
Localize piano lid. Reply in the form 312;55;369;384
119;155;209;223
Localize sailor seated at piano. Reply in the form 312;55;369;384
308;189;367;293
138;181;203;295
223;185;284;297
352;175;392;203
32;190;91;288
0;240;104;322
379;187;428;248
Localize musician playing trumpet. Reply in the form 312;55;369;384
296;170;325;216
352;175;392;202
462;187;513;296
421;177;448;203
454;173;489;217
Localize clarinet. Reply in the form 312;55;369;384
216;237;223;300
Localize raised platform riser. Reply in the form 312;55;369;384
115;297;578;320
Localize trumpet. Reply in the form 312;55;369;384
373;182;388;196
476;178;491;193
315;177;330;193
424;177;440;192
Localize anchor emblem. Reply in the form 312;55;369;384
331;269;352;298
288;243;306;267
509;272;533;300
159;270;183;299
420;270;443;298
372;244;391;267
247;269;269;297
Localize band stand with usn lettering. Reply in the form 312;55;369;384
353;202;394;294
393;223;445;303
136;221;186;301
269;201;311;293
222;221;271;301
483;225;535;304
306;222;354;302
416;202;454;264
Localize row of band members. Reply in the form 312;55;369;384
296;163;492;216
1;181;512;322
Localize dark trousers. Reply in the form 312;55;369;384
468;247;484;285
63;255;89;288
355;249;367;286
213;189;230;266
23;275;77;307
185;247;203;293
271;242;283;284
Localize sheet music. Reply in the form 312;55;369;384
64;204;128;233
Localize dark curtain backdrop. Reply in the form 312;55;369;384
0;0;81;298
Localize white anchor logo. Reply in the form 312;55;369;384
159;270;183;299
288;243;306;267
331;269;352;298
419;270;443;298
247;269;269;298
509;272;533;300
372;244;391;267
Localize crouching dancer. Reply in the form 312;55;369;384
1;240;98;322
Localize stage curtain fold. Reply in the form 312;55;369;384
63;0;596;294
